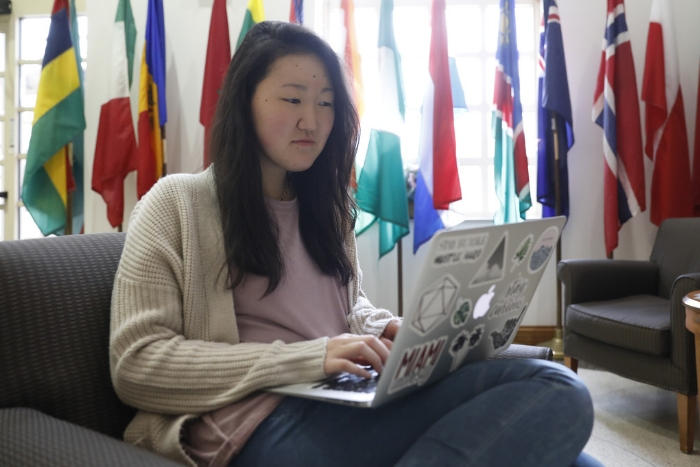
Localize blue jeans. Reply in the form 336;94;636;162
230;358;603;467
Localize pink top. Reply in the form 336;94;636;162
234;198;351;343
183;198;350;467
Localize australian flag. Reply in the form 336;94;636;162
537;0;573;219
592;0;645;256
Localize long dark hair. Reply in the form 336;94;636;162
209;21;359;295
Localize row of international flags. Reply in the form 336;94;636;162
24;0;259;235
358;0;700;258
22;0;700;261
25;0;163;234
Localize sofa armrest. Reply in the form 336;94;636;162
557;259;659;307
490;343;553;361
0;408;184;467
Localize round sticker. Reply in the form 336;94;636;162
528;226;559;273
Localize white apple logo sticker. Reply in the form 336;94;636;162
473;284;496;319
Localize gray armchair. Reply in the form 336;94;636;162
558;217;700;454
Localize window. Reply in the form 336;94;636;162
323;0;540;221
16;14;87;239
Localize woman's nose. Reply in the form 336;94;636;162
297;104;318;131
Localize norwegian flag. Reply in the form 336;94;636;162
592;0;645;256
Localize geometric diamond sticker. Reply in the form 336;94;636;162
410;275;459;335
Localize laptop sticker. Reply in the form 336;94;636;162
451;298;473;328
388;336;448;395
470;233;507;287
488;276;529;319
473;284;496;319
490;306;528;349
449;324;485;371
410;275;460;336
511;234;533;272
431;233;489;267
528;226;559;273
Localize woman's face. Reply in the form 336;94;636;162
252;53;335;178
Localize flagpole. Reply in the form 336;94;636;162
65;144;73;236
538;113;563;358
66;190;73;236
397;240;404;317
162;126;167;176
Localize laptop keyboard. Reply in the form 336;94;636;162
312;368;380;393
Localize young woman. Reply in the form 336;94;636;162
110;21;602;467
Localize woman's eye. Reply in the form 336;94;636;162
284;98;301;104
319;101;334;108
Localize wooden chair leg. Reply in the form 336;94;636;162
564;356;578;373
695;335;700;402
677;393;696;454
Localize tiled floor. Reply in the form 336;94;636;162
577;365;700;467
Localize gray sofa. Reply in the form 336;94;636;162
0;232;552;466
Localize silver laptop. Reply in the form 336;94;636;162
266;216;566;408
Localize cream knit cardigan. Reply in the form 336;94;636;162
109;168;395;466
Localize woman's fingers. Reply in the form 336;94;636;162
380;337;393;350
381;320;401;341
329;336;385;373
328;358;374;379
324;334;391;377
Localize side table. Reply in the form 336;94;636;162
683;290;700;395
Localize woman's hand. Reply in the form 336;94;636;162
381;319;401;345
324;334;391;378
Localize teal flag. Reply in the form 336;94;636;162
492;0;531;224
355;0;409;258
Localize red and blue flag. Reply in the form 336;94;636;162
289;0;303;24
592;0;645;256
413;0;461;253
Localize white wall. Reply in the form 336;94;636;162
82;0;700;324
